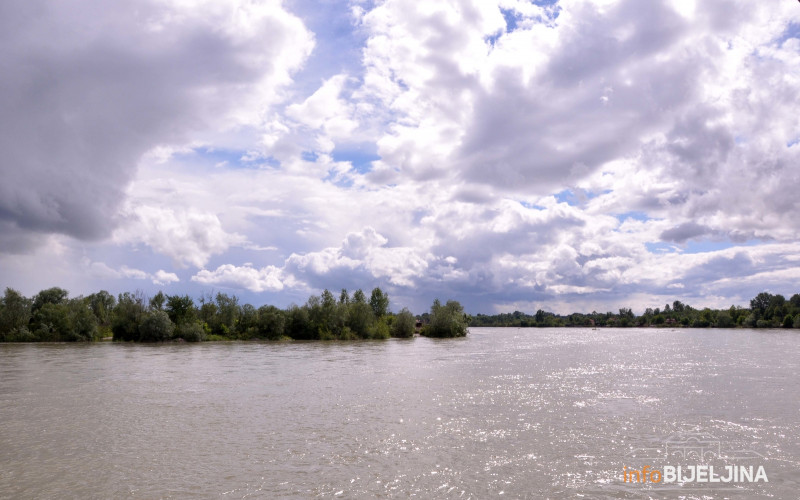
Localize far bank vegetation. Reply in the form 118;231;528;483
0;286;468;342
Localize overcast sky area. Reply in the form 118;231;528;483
1;0;799;314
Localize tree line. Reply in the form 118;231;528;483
0;286;469;342
470;292;800;329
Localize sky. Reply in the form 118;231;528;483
1;0;799;315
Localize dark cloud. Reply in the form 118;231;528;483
0;0;308;248
455;0;706;193
660;221;711;243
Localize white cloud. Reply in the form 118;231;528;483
114;205;246;268
191;264;284;292
84;258;179;286
2;0;800;314
0;0;313;247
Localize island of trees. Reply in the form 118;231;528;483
470;292;800;329
0;286;469;342
2;286;798;343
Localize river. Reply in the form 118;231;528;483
1;328;798;498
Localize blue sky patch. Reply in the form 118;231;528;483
519;200;545;210
331;148;380;174
176;148;279;169
301;151;319;162
646;238;763;255
776;22;800;45
616;211;650;223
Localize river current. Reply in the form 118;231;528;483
1;327;798;498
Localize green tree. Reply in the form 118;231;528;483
214;292;240;337
149;291;166;311
65;298;99;341
166;295;195;326
715;311;734;328
0;288;32;340
112;292;147;341
424;299;468;338
285;305;313;339
348;301;374;338
391;308;415;338
238;303;259;338
369;287;390;319
750;292;773;319
257;305;285;340
31;302;70;341
175;322;205;342
138;310;174;342
32;287;69;313
87;290;116;325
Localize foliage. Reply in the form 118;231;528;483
112;292;147;341
0;288;32;340
369;288;390;319
166;294;195;326
423;299;468;338
257;305;285;340
32;287;69;313
175;322;205;342
392;308;416;338
7;285;800;344
138;310;175;342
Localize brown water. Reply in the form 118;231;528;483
1;328;798;499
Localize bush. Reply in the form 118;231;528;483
257;305;285;340
756;319;770;329
424;299;468;338
138;311;174;342
715;313;734;328
368;319;390;339
112;292;146;341
175;322;205;342
782;314;794;328
391;308;416;338
794;314;800;329
6;327;36;342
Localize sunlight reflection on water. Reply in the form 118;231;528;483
1;328;798;498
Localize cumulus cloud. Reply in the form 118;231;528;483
2;0;800;314
0;0;313;249
191;264;284;292
286;227;430;289
113;205;246;268
84;259;179;286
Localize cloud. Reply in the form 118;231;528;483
286;227;430;289
84;259;179;286
114;205;246;268
660;222;712;243
0;0;313;249
2;0;800;315
191;264;284;292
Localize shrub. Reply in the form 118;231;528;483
424;299;468;338
175;322;205;342
7;327;36;342
715;313;734;328
391;308;416;338
257;305;285;340
368;319;390;339
138;311;174;342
